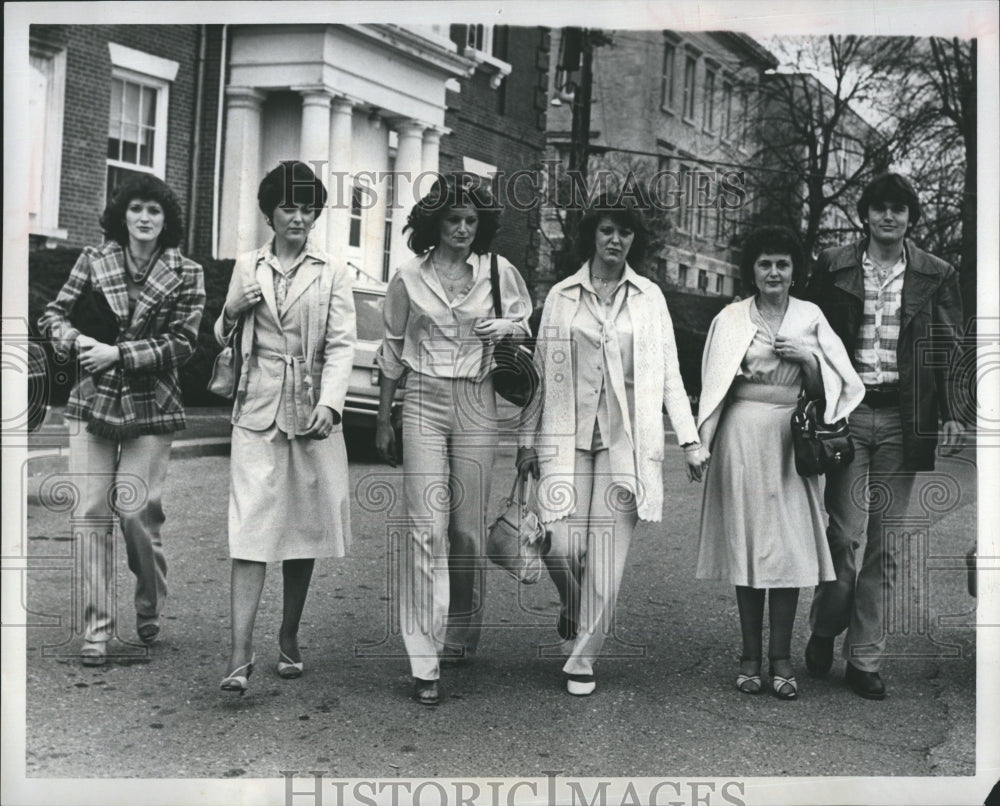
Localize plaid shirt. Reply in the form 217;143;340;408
38;241;205;439
854;249;906;386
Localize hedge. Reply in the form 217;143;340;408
29;246;234;407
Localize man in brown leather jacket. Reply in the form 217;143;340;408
804;173;966;699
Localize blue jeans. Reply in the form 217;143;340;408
809;403;915;672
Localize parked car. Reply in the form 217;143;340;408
345;285;404;441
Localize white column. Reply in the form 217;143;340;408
388;120;425;273
419;128;443;198
327;96;354;257
219;86;266;257
296;88;333;247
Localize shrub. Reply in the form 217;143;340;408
29;246;233;407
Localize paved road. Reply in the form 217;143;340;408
11;410;979;788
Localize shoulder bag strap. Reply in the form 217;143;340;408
489;252;502;318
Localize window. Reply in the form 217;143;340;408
660;40;676;111
349;183;364;248
29;40;67;238
678;165;694;232
655;257;667;284
715;274;725;294
678;263;689;287
703;68;716;132
382;159;395;280
466;24;493;55
698;269;708;292
682;54;697;121
722;80;734;140
105;44;178;202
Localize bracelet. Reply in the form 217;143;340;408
682;443;703;453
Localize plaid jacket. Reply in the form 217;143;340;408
38;242;206;439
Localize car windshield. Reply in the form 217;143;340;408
353;290;386;342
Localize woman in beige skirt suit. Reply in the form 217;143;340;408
215;162;356;693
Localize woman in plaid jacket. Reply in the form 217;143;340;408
38;174;205;667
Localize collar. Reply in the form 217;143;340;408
259;238;323;274
563;261;646;295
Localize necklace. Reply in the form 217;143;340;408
126;247;158;283
755;298;787;339
431;252;472;296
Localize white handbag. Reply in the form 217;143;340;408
486;476;547;584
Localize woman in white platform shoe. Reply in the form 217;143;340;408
216;161;356;693
518;196;709;697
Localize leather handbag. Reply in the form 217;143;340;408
486;475;547;584
207;315;245;399
790;393;855;477
70;280;119;345
489;253;540;408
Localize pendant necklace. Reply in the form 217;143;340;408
432;252;471;296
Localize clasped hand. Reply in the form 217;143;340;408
225;278;264;319
473;318;518;343
304;405;337;440
76;334;119;374
685;445;711;483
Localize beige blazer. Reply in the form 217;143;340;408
214;242;356;433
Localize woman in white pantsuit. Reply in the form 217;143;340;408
376;177;532;706
216;162;356;693
518;198;710;696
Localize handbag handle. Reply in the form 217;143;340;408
489;252;502;318
507;473;533;507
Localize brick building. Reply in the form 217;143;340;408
28;23;549;291
29;24;207;252
540;29;778;298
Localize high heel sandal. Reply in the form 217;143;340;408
736;656;762;695
277;650;304;679
769;658;799;700
220;654;256;693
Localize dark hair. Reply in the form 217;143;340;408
856;172;922;229
576;195;649;267
404;175;500;255
739;225;807;296
257;161;328;222
99;174;184;249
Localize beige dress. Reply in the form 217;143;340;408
696;304;835;588
228;256;353;563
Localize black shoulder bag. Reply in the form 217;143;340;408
790;393;855;477
488;253;539;408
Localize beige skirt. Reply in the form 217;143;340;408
696;383;834;588
228;423;351;562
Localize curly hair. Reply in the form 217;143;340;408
576;194;649;267
257;160;328;222
100;174;184;249
738;225;807;297
404;175;500;255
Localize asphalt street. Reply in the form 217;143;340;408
14;408;978;781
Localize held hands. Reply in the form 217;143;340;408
225;278;264;319
376;419;398;467
941;420;965;455
516;446;540;480
76;334;120;374
685;444;711;483
473;318;518;343
304;405;337;440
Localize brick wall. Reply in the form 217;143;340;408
35;25;201;250
439;26;549;299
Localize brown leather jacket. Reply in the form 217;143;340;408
806;238;965;472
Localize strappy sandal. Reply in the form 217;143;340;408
769;658;799;700
277;650;303;679
220;654;255;694
736;656;762;694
